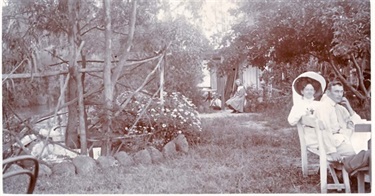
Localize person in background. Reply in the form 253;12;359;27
210;92;222;110
225;79;247;113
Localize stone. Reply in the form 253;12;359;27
174;134;189;154
39;164;52;176
4;164;27;181
6;163;23;171
146;146;163;163
133;149;152;165
114;151;134;166
72;155;97;175
162;140;178;158
52;162;75;176
52;145;80;159
97;156;119;169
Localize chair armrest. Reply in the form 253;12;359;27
3;155;39;194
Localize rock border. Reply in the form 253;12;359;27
38;134;190;176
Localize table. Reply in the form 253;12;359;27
353;121;371;193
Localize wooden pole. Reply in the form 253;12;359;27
76;41;87;155
103;0;113;156
160;53;165;108
68;0;87;155
55;73;70;125
2;53;163;80
114;53;165;117
1;54;163;80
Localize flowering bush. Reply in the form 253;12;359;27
92;91;202;151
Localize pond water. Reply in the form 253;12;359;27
13;104;56;119
9;105;79;162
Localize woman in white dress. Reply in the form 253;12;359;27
225;79;247;113
288;72;326;149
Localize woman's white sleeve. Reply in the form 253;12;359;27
287;105;304;126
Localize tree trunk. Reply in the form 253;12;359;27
102;0;113;156
66;0;87;154
78;24;89;142
224;66;236;101
360;98;371;120
66;74;79;148
75;46;87;155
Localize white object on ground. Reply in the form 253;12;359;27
93;147;101;160
13;134;37;147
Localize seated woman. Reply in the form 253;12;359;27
225;79;247;113
288;72;326;149
210;93;222;110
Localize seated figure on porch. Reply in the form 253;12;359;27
225;79;247;113
210;92;222;110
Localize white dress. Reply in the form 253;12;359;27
288;97;321;148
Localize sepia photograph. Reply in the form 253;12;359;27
1;0;372;194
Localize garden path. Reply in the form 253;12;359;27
198;109;260;119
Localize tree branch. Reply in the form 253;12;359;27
350;53;369;96
48;52;162;67
44;49;69;64
80;25;129;37
80;25;103;36
328;55;366;100
111;0;137;87
114;51;166;117
2;59;27;83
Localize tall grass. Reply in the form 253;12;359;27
4;113;362;194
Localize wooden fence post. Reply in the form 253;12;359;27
160;54;165;109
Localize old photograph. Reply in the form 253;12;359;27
1;0;372;194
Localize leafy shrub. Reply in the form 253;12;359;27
91;91;202;152
261;95;292;129
244;85;265;112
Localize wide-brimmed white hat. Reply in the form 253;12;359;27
292;71;326;104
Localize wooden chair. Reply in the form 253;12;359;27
3;155;40;194
297;116;351;193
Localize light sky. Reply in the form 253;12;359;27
198;0;236;87
200;0;236;41
158;0;236;41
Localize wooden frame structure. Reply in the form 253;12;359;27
2;44;170;159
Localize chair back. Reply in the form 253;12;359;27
297;118;322;177
297;122;309;177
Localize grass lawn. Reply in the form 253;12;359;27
2;111;367;194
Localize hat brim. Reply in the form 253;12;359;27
293;76;323;98
292;71;327;104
